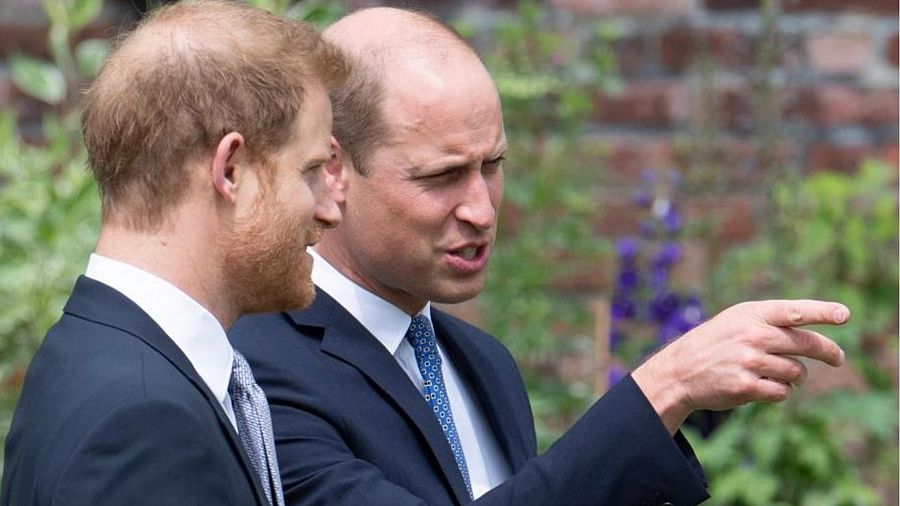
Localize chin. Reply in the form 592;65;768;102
431;281;485;305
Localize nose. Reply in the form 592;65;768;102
455;173;498;232
314;191;342;229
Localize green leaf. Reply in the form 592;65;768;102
74;39;108;78
70;0;103;31
9;55;66;105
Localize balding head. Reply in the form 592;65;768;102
324;7;492;175
83;0;348;229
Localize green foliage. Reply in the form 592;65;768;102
0;0;106;458
697;160;899;505
245;0;342;25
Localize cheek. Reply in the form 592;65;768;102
489;174;504;207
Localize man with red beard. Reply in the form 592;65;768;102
1;2;346;505
232;7;849;506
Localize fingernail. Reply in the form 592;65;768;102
833;307;849;324
838;347;845;365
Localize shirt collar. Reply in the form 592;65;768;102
310;248;431;355
84;253;234;406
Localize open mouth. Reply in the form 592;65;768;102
455;247;478;260
446;244;489;273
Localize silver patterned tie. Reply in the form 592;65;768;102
229;349;285;506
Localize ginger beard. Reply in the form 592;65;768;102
222;160;319;315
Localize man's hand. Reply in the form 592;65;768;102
631;300;849;434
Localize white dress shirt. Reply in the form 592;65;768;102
85;253;238;429
310;249;512;498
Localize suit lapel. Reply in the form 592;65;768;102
63;276;270;506
432;311;534;472
287;289;472;504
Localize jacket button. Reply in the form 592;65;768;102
661;502;674;506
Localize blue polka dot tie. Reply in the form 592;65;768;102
406;314;473;499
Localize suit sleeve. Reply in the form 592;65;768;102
51;398;243;506
273;375;708;506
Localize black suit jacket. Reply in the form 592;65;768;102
1;276;269;506
230;288;710;506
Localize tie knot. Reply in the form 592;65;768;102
406;314;436;347
229;349;255;396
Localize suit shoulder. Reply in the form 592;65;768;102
433;309;510;352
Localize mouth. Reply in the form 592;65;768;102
445;244;490;273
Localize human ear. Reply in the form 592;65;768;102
324;136;348;204
211;132;246;204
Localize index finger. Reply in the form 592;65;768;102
761;300;850;328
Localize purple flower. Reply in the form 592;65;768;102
616;237;639;262
658;322;682;345
639;220;656;238
611;293;637;321
652;243;681;270
617;268;639;291
649;266;669;292
663;203;682;233
640;170;656;185
649;292;680;323
633;189;653;209
682;294;706;327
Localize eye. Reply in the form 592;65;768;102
421;167;464;184
483;155;505;173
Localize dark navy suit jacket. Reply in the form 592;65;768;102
1;276;269;506
231;288;709;506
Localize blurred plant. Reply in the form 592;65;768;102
691;160;899;505
0;0;106;460
462;0;619;449
245;0;341;25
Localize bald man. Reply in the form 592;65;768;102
1;2;347;505
231;7;849;506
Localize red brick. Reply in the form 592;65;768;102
783;86;899;126
576;135;676;182
674;137;797;184
0;23;50;59
611;35;652;78
881;144;899;171
705;0;761;9
593;81;689;127
806;142;873;173
783;0;898;15
550;252;613;293
807;33;876;76
685;195;759;243
660;26;756;72
0;73;11;108
550;0;696;16
592;194;645;236
0;20;115;59
862;89;900;126
887;33;899;67
715;86;754;132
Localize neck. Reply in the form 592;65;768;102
95;220;238;328
314;240;427;317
